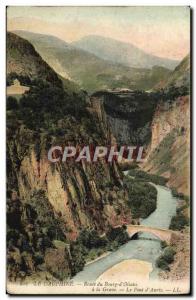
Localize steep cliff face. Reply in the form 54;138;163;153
144;96;190;195
7;32;131;235
9;123;130;240
93;90;157;146
143;55;190;195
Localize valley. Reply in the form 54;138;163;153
12;30;172;92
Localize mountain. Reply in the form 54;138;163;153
7;32;61;86
7;31;132;282
13;30;171;92
72;35;179;70
7;32;82;95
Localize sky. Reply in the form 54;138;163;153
7;6;190;60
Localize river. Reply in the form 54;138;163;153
73;176;177;282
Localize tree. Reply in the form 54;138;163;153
163;247;176;264
156;256;170;271
70;241;86;276
7;96;18;110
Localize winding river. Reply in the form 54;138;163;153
73;176;177;282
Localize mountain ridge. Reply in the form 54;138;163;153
12;30;171;92
7;32;62;86
72;34;179;70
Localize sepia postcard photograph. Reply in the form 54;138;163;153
6;5;191;295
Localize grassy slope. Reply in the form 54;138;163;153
155;54;190;89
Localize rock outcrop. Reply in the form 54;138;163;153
92;90;157;146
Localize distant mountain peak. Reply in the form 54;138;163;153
72;35;179;70
13;30;69;49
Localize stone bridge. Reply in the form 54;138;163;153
126;225;178;244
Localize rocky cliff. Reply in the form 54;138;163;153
92;90;157;146
93;55;190;197
143;55;190;195
143;96;190;195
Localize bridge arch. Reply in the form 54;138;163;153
126;225;172;244
129;231;162;242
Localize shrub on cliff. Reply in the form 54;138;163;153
106;226;129;246
124;177;157;219
162;247;176;264
70;241;87;276
156;246;175;271
160;241;168;249
45;247;72;280
7;96;18;110
170;187;190;233
7;189;70;281
169;213;189;231
26;190;66;242
156;257;170;271
77;229;107;249
127;169;167;186
164;85;189;101
171;188;189;203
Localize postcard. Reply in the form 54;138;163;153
6;6;191;295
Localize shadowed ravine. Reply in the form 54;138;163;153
73;178;177;282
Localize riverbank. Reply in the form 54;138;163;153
85;252;111;266
97;259;153;282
